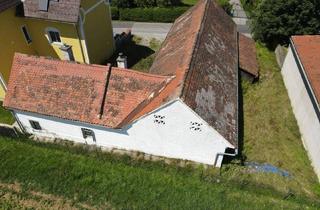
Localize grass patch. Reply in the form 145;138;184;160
0;102;14;125
109;36;161;72
0;136;319;209
240;43;320;197
182;0;197;6
131;38;162;71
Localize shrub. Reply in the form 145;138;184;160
111;7;120;20
112;0;181;8
119;7;189;22
157;0;181;7
134;0;157;7
217;0;232;15
111;0;135;8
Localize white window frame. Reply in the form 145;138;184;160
21;25;32;44
45;27;63;45
0;72;7;92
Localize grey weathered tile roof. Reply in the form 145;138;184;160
0;0;20;13
23;0;81;23
147;0;239;147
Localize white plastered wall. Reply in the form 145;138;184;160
14;100;233;167
281;47;320;180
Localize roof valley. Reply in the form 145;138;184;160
98;65;112;119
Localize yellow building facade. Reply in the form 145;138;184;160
0;6;36;100
0;0;115;100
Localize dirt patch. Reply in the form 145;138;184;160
0;181;110;210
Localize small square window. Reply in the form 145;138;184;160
22;26;32;44
81;128;95;139
48;30;61;43
29;120;42;130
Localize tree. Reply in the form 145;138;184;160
252;0;320;47
217;0;232;15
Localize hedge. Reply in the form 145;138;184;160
111;7;120;20
117;7;189;22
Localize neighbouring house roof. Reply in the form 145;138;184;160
141;0;239;147
239;33;259;78
23;0;81;23
3;53;172;128
0;0;20;13
291;35;320;107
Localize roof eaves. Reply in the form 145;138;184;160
235;31;240;150
0;0;20;13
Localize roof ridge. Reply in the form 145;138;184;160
15;53;110;72
112;67;173;79
180;0;210;99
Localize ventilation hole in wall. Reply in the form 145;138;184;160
154;115;166;125
190;121;202;132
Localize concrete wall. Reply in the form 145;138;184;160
281;47;320;180
14;100;233;166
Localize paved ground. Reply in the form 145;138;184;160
112;0;251;39
113;21;173;40
230;0;252;37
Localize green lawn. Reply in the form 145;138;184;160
238;43;320;198
0;44;320;209
0;137;319;209
0;102;14;125
131;37;162;72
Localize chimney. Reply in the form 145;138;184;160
116;53;128;68
39;0;49;11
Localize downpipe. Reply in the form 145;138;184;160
214;148;238;167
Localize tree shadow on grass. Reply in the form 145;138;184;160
107;39;155;69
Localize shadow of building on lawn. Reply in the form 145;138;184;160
107;34;155;69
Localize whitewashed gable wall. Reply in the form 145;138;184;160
14;100;232;166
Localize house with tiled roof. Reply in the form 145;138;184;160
4;0;241;167
0;0;114;100
281;35;320;180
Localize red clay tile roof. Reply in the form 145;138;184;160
0;0;20;12
291;35;320;106
3;53;172;128
23;0;81;23
239;33;259;78
144;0;239;147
